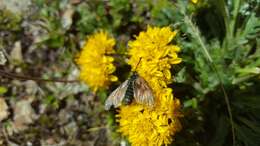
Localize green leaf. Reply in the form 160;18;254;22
0;86;7;95
175;67;187;83
97;88;108;103
236;67;260;76
183;98;198;108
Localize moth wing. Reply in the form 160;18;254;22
133;76;155;107
104;80;129;110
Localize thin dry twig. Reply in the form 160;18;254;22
0;69;79;83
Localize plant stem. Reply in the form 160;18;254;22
218;0;231;40
185;16;236;146
184;16;213;62
211;63;236;146
230;0;241;38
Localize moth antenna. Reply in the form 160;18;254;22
134;57;142;71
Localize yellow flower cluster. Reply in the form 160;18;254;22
76;31;118;92
117;26;182;146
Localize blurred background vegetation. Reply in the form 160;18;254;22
0;0;259;145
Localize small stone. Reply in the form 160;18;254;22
12;98;37;131
10;41;23;64
0;97;9;121
0;50;7;65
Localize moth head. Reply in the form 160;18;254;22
131;71;139;79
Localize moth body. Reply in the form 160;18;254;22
123;73;137;104
104;72;155;110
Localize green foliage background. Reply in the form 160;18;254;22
0;0;259;145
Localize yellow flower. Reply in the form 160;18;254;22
117;26;182;146
76;31;118;92
191;0;198;4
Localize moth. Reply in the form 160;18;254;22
104;71;155;110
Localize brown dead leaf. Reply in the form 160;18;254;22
70;0;81;4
